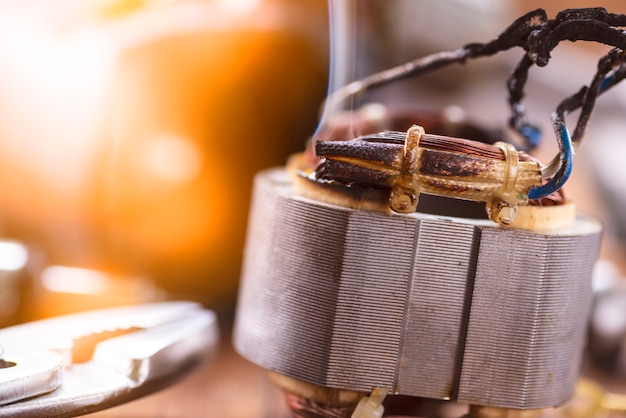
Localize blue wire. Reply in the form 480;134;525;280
519;124;542;148
600;73;614;92
527;123;574;199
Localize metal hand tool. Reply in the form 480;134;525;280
0;301;218;418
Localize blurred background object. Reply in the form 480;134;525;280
30;264;164;318
590;261;626;377
0;0;329;318
0;240;30;326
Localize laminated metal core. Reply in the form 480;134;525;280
233;168;602;409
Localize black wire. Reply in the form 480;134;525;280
567;49;626;144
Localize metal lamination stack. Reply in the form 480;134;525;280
234;168;602;409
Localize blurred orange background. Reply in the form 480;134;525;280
0;0;328;317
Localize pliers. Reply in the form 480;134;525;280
0;301;218;417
